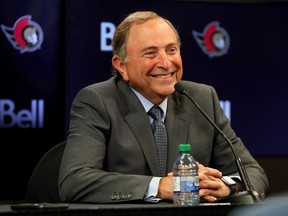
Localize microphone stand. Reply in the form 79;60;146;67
178;87;263;204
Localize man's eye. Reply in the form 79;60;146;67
144;51;156;57
168;47;178;54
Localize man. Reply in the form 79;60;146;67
58;11;268;203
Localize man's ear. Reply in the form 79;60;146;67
112;55;129;81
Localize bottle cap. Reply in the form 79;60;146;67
178;144;191;152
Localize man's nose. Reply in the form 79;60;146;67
156;52;170;70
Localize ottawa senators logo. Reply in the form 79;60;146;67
192;22;230;58
1;15;44;53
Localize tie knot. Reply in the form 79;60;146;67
148;106;163;121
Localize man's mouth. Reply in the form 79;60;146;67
152;72;175;78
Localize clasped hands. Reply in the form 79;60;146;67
156;163;231;202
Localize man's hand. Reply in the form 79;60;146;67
197;163;230;202
156;163;231;202
156;173;173;200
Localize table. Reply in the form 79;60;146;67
0;202;248;216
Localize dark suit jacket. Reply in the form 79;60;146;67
59;76;268;203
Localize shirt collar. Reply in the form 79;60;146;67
131;88;167;119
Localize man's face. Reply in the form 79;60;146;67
116;18;183;104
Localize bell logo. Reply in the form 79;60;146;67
0;99;44;129
100;22;115;51
220;100;231;122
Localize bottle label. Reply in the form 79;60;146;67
173;176;199;192
173;176;181;192
180;176;199;192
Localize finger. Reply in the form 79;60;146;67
200;166;222;178
201;195;217;202
199;172;210;180
200;188;216;198
200;182;230;199
197;162;206;171
199;179;222;190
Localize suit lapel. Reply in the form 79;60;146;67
116;79;160;176
166;93;192;171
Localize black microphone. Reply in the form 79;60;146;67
174;82;263;204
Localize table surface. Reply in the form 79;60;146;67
0;202;249;216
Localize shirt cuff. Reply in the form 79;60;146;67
144;177;162;203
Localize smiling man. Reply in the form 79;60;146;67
112;15;182;105
59;11;268;204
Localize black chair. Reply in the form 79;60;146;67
26;140;66;203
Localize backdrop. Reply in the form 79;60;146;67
1;0;287;201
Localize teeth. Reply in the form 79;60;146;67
153;74;172;78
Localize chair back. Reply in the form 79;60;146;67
26;140;66;203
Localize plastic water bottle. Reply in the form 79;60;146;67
173;144;200;206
